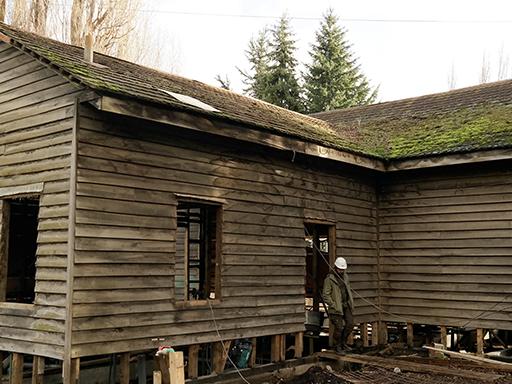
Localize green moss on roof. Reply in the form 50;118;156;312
2;22;512;162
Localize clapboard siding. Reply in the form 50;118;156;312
71;104;379;357
379;163;512;329
0;44;81;359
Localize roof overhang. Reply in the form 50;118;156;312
89;95;387;171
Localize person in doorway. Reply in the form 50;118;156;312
322;257;354;353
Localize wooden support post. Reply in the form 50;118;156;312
360;323;369;347
155;355;170;384
347;331;354;346
212;341;231;374
371;321;379;346
476;328;484;356
440;326;447;349
69;358;80;384
188;345;200;379
271;335;284;362
119;352;130;384
153;370;162;384
137;354;146;384
32;356;45;384
294;332;303;358
378;321;388;345
248;338;257;368
10;353;23;384
407;323;414;348
169;352;185;384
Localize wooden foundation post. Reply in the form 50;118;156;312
11;353;23;384
371;321;379;346
294;332;303;358
32;356;45;384
188;345;200;379
153;371;162;384
271;335;285;362
168;352;185;384
440;326;447;348
378;321;388;345
407;323;414;348
476;328;484;356
212;341;231;374
119;352;130;384
69;358;80;384
248;338;257;368
360;323;369;347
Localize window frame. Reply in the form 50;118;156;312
0;189;41;308
173;196;223;306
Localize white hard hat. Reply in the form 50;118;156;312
334;257;347;269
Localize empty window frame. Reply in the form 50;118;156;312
0;198;39;303
175;200;221;301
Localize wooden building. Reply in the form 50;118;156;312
0;23;511;381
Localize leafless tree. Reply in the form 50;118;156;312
0;0;6;23
215;74;231;90
30;0;49;35
447;62;457;90
479;52;491;84
497;45;510;81
9;0;31;30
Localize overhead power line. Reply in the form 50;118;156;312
49;3;512;23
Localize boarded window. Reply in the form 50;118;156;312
1;198;39;303
175;200;220;301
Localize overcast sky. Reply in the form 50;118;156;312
145;0;512;102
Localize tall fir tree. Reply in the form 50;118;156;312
265;15;304;112
304;9;377;113
239;29;271;100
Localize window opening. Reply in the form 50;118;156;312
175;201;220;301
2;198;39;303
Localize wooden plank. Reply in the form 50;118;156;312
168;351;185;384
187;345;199;379
31;356;45;384
440;326;447;348
360;323;369;347
212;340;231;374
10;353;23;384
248;337;257;368
294;332;303;358
317;351;503;381
153;371;162;384
271;335;284;363
119;352;130;384
407;323;413;348
371;321;378;346
477;328;484;356
422;346;512;371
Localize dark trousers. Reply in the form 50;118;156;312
330;307;354;347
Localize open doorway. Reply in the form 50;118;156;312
304;223;336;325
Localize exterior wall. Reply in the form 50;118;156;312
0;43;81;358
70;104;380;357
379;162;512;330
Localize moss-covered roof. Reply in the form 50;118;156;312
313;82;512;159
2;22;512;161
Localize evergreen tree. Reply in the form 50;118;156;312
239;29;271;100
304;9;377;113
265;15;304;112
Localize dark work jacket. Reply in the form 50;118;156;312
322;271;354;316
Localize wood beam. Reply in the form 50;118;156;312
69;358;80;384
294;332;303;358
188;345;200;379
477;328;484;356
248;338;257;368
93;96;386;171
10;353;23;384
212;341;231;374
378;321;388;345
360;323;369;347
271;335;285;362
168;352;185;384
371;321;379;346
119;352;130;384
31;356;45;384
407;323;414;348
153;370;162;384
440;326;447;349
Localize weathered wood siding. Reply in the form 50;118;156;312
71;105;379;357
0;43;81;358
379;163;512;330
